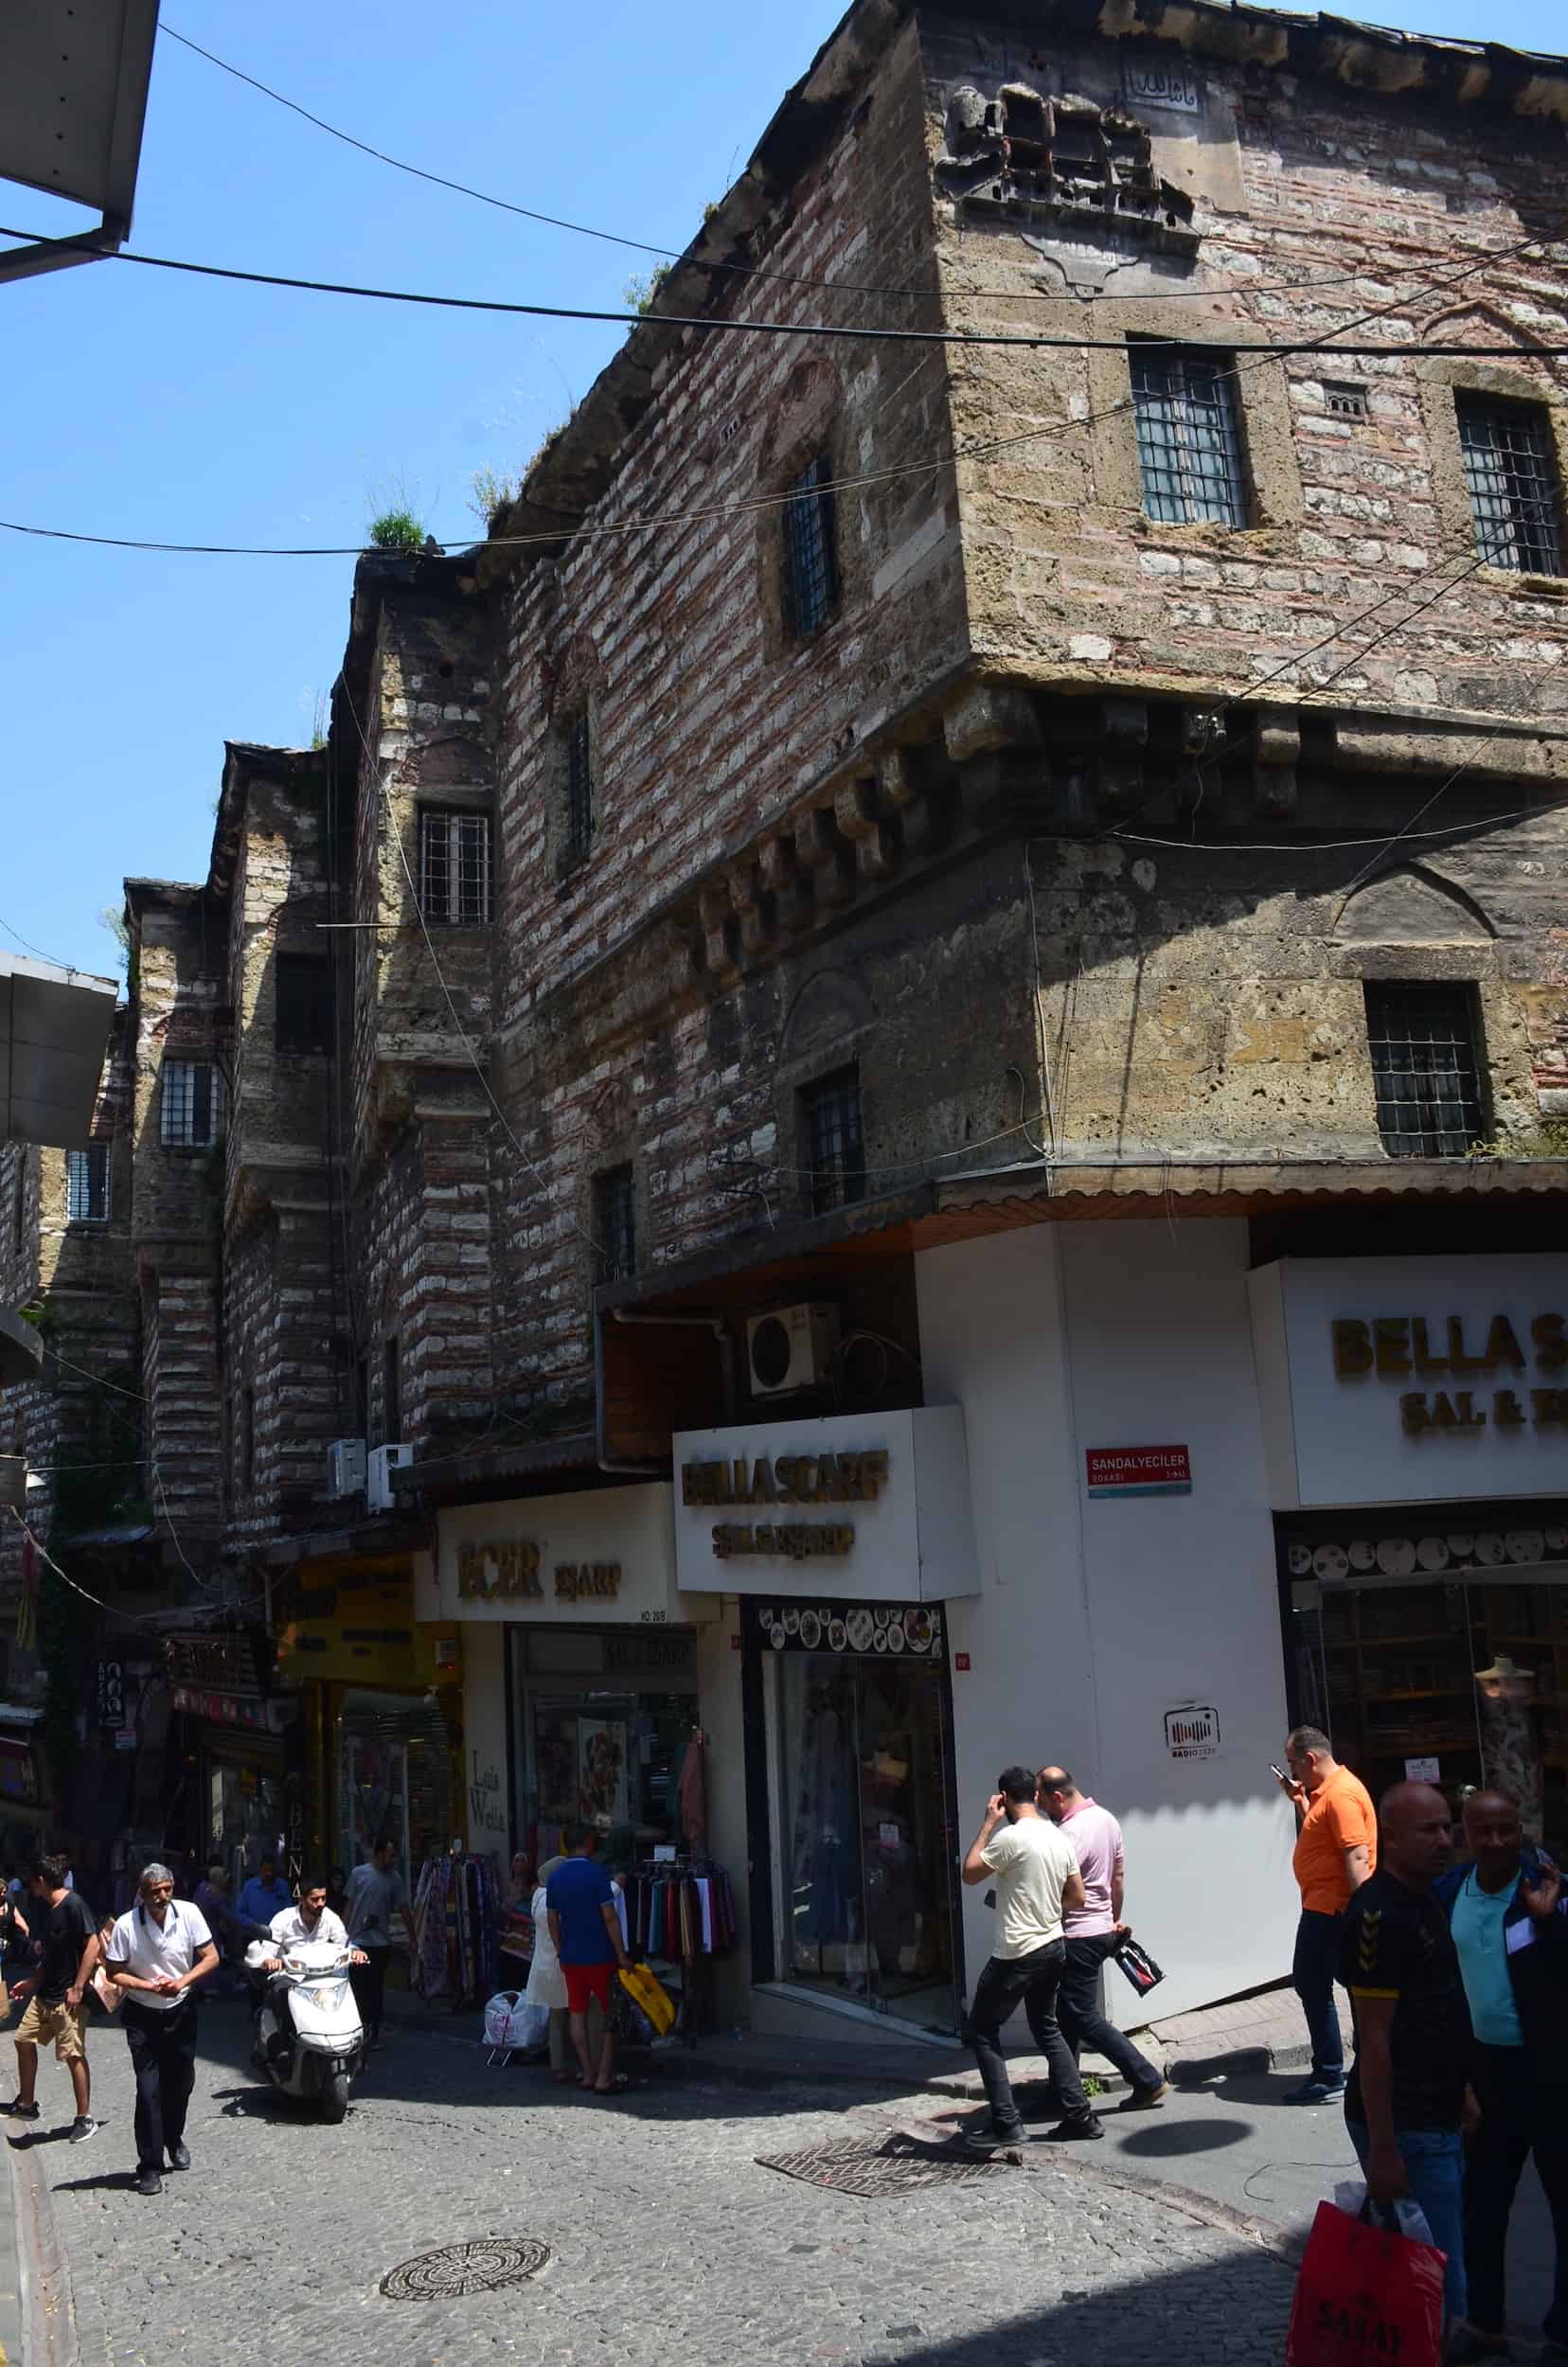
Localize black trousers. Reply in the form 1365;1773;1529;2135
1292;1908;1346;2082
121;1997;197;2175
349;1945;387;2038
1037;1931;1163;2093
966;1942;1089;2140
1465;2044;1568;2345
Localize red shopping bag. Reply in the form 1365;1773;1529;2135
1284;2200;1445;2367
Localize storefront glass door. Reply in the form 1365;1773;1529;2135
773;1642;958;2033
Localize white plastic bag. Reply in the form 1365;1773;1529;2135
483;1990;548;2053
1332;2179;1436;2251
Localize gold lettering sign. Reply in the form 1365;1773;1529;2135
682;1450;889;1508
455;1539;545;1601
1332;1311;1568;1440
553;1562;621;1603
710;1522;855;1561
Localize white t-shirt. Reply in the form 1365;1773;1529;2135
267;1905;348;1951
104;1899;214;2011
980;1815;1078;1959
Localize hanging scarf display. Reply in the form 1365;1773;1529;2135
410;1852;502;2006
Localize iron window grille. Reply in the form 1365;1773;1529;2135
419;807;492;923
803;1066;865;1215
66;1145;110;1223
1130;345;1249;528
160;1060;220;1149
1364;983;1485;1159
565;711;594;860
1457;396;1563;576
783;454;840;637
274;954;333;1053
595;1166;636;1282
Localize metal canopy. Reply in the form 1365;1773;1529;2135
0;952;117;1150
0;0;159;285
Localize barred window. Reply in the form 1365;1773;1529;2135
160;1060;220;1149
802;1065;864;1216
1364;983;1485;1159
595;1165;636;1282
418;807;492;924
1130;346;1248;529
66;1145;110;1223
565;711;594;861
275;954;332;1053
1457;396;1563;576
783;454;840;637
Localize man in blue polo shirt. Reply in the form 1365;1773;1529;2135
235;1856;292;1931
546;1825;630;2097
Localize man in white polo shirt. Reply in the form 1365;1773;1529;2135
960;1765;1101;2153
103;1862;218;2198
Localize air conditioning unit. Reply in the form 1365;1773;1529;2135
366;1442;414;1511
326;1439;367;1500
745;1304;840;1398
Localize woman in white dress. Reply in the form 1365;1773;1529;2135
524;1855;573;2080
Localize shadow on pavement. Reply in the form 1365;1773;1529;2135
1091;2115;1257;2160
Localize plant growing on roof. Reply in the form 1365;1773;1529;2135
367;507;426;552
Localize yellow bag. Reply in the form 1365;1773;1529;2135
618;1960;676;2037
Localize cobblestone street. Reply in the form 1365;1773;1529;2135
9;2002;1294;2367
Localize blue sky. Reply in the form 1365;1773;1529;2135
1;0;1560;978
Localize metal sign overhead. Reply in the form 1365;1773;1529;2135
0;0;159;285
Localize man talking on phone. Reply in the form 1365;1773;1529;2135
959;1767;1100;2153
1276;1725;1375;2105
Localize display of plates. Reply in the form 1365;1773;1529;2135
1473;1532;1506;1567
1287;1539;1312;1576
1546;1527;1568;1557
846;1609;875;1652
1506;1530;1545;1566
799;1611;822;1650
905;1609;934;1651
886;1622;906;1653
1416;1537;1450;1573
784;1608;800;1636
769;1622;787;1650
1376;1537;1417;1577
1448;1535;1474;1559
1312;1544;1349;1582
874;1608;891;1628
1347;1539;1377;1573
872;1628;888;1652
829;1618;847;1652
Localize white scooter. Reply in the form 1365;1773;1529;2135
243;1938;365;2122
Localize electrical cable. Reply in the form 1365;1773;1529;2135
156;21;1525;316
1;217;1556;355
8;1505;273;1627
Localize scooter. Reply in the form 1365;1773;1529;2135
244;1938;365;2122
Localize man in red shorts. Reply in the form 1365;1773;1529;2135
546;1824;632;2096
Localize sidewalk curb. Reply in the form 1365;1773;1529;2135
3;2102;79;2367
1030;2150;1307;2269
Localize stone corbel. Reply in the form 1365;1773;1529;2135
942;683;1042;767
758;832;812;934
793;808;854;910
728;863;770;959
1252;707;1300;820
834;778;896;881
1098;698;1149;813
697;883;739;980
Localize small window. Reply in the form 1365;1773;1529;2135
383;1335;401;1448
160;1060;220;1149
595;1165;635;1282
565;711;594;861
802;1066;865;1216
1130;346;1248;528
66;1145;110;1224
1456;395;1563;576
1323;382;1368;422
1364;983;1485;1159
783;454;840;637
274;954;332;1054
418;808;492;924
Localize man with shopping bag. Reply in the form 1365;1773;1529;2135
1336;1781;1477;2331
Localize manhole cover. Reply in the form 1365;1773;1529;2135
757;2135;1007;2198
380;2237;552;2299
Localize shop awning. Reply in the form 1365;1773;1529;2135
0;0;160;285
0;952;118;1148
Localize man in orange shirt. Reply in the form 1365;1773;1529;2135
1277;1723;1376;2105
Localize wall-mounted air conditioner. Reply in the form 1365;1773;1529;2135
745;1304;839;1398
366;1442;414;1511
326;1439;367;1500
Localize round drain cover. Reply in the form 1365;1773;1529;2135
381;2237;551;2300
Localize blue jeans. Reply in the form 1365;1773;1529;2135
1346;2119;1467;2326
1292;1909;1345;2082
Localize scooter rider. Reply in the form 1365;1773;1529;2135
258;1877;364;1966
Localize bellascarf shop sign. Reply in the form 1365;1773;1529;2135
671;1406;980;1601
1249;1255;1568;1509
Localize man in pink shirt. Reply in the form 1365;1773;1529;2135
1036;1767;1168;2111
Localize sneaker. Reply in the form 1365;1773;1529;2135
1119;2080;1170;2112
68;2115;98;2145
1284;2076;1346;2106
1043;2113;1105;2142
2;2100;39;2120
959;2124;1021;2157
167;2142;190;2171
134;2169;163;2198
1446;2325;1510;2364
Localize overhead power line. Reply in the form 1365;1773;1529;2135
157;21;1523;317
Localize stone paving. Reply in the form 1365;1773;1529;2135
10;2000;1296;2367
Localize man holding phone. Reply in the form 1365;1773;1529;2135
1276;1724;1376;2105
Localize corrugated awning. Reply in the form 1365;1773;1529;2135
0;953;118;1149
